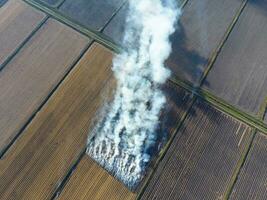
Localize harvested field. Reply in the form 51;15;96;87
1;0;267;199
54;80;194;199
0;43;113;200
59;0;125;30
38;0;63;7
141;99;253;200
57;155;136;200
103;0;186;45
0;0;45;68
166;0;245;84
0;18;89;155
204;0;267;115
102;2;128;45
230;133;267;200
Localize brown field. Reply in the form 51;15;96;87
58;156;136;200
0;17;88;155
1;0;267;199
0;43;113;199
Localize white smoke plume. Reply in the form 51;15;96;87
87;0;180;189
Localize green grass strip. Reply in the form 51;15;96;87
258;97;267;119
170;76;267;135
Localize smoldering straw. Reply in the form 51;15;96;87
87;0;181;189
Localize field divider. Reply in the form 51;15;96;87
199;0;249;86
32;0;66;8
180;0;190;8
23;0;260;132
225;91;267;199
51;149;87;200
23;0;122;53
0;0;65;74
0;41;93;159
224;129;256;199
23;0;189;54
258;97;267;119
100;0;128;33
21;1;267;199
54;0;67;9
170;76;267;135
137;96;197;199
0;16;49;72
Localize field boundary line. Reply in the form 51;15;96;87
199;0;249;86
0;42;93;159
170;76;267;135
24;0;122;53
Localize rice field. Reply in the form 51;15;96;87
203;0;267;116
0;0;267;199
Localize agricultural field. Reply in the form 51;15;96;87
57;155;136;200
203;0;267;116
0;0;267;199
167;0;246;85
0;16;89;155
140;99;253;199
0;0;45;68
229;133;267;200
0;43;113;199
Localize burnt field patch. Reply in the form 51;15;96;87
58;0;125;30
140;99;253;200
203;0;267;116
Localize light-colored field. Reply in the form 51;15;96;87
0;43;114;199
1;0;267;199
58;155;136;200
0;17;89;155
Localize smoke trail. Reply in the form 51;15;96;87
87;0;180;189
